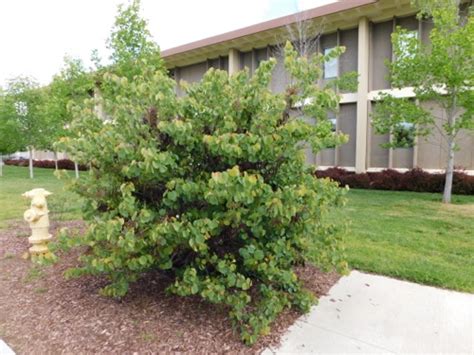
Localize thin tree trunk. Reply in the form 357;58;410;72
442;136;455;204
28;146;34;179
54;151;58;171
442;102;457;204
74;161;79;179
0;154;3;177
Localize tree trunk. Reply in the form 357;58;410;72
28;146;34;179
0;154;3;177
442;137;455;204
442;98;459;204
54;151;58;171
74;161;79;179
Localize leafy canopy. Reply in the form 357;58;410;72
106;0;162;79
0;87;22;155
40;56;94;149
0;76;47;152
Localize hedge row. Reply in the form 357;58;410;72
4;159;88;171
315;167;474;195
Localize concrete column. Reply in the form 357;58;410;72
355;17;370;173
335;29;341;167
251;48;256;73
175;67;182;96
228;48;240;75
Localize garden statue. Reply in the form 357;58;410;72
22;188;53;257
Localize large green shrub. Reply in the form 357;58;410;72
58;42;353;344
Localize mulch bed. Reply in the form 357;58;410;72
0;220;340;354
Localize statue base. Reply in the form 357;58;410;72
28;234;52;256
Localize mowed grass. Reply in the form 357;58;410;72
321;189;474;293
0;165;82;228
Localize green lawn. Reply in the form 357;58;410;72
322;189;474;293
0;165;82;228
1;166;473;292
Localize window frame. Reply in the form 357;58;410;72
395;30;419;60
323;47;339;79
392;121;416;149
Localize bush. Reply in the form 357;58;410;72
56;43;351;345
316;167;474;195
4;158;87;171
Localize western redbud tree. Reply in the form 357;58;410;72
57;41;354;344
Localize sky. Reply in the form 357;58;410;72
0;0;336;87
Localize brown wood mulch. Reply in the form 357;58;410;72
0;220;340;354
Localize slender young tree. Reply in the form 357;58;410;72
44;56;93;176
91;0;163;120
0;88;23;176
106;0;161;78
372;0;474;203
0;76;46;178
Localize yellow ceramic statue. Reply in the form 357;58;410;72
23;188;53;257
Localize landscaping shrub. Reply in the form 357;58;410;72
316;167;474;195
4;159;87;171
56;43;353;345
369;169;402;190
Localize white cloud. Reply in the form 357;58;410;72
0;0;336;87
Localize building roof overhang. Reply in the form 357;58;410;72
162;0;415;68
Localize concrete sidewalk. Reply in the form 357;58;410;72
0;339;14;355
265;271;473;354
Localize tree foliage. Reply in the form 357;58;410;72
0;59;92;163
57;41;350;344
0;76;47;151
0;76;48;178
372;0;474;203
42;56;94;148
0;88;23;155
105;0;161;79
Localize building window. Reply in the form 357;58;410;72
324;47;338;79
329;116;337;132
392;122;415;148
396;30;418;60
326;112;337;148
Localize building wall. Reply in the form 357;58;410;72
270;49;290;93
168;10;473;173
33;150;68;160
368;102;388;168
240;47;269;74
393;147;413;169
179;61;208;84
208;56;229;72
370;20;392;91
317;103;357;168
369;15;429;91
417;101;474;170
455;132;474;170
369;100;474;170
339;28;358;93
10;150;68;160
175;57;229;95
338;103;357;167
